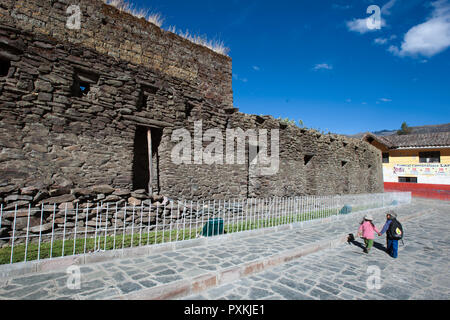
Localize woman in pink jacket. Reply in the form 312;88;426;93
357;214;381;254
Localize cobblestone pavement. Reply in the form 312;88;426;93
0;198;447;300
183;199;450;300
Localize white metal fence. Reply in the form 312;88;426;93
0;192;411;264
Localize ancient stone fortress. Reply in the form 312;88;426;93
0;0;383;212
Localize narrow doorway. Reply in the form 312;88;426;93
132;126;163;194
247;143;259;198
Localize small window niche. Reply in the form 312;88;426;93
0;57;11;77
382;152;389;163
71;69;99;98
341;160;348;167
185;101;196;118
304;154;314;166
137;84;158;112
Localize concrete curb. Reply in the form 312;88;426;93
118;206;434;300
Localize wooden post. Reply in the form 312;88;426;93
147;129;153;195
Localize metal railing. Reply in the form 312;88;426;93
0;192;411;264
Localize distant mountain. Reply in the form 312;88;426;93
348;123;450;138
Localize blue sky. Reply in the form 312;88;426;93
129;0;450;135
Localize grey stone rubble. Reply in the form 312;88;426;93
0;198;447;300
0;185;177;245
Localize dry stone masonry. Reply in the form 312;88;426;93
0;0;384;217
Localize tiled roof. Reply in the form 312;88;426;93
362;132;450;149
361;132;393;148
383;132;450;148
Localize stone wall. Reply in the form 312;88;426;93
0;0;384;213
229;114;384;197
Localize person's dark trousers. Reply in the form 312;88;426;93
387;239;399;258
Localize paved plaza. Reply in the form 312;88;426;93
0;198;448;300
184;199;450;300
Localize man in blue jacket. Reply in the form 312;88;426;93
379;211;399;259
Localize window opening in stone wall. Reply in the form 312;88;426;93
341;160;348;167
0;57;11;77
225;118;231;129
255;116;265;124
71;69;99;97
138;92;149;111
79;82;90;95
137;85;158;111
304;154;313;165
382;152;389;163
185;101;195;118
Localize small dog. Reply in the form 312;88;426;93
347;233;355;243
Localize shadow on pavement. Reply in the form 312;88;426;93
347;234;388;254
372;241;387;252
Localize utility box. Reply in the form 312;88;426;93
339;205;352;214
202;218;225;237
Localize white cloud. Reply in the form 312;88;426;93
346;0;396;34
233;74;248;83
379;98;392;102
389;0;450;58
374;37;389;45
313;63;333;71
252;66;260;71
346;18;374;34
374;35;397;45
388;45;400;55
381;0;397;16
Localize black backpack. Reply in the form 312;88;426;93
388;218;403;240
